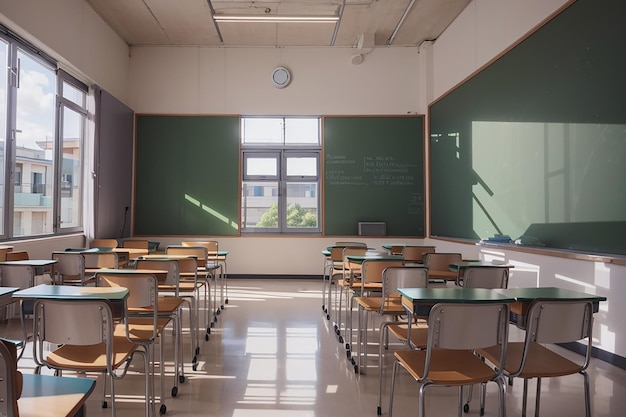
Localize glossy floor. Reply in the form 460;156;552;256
6;279;626;416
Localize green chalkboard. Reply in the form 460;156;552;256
429;0;626;255
134;115;240;235
324;116;425;236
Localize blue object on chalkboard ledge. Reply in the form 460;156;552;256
485;234;512;243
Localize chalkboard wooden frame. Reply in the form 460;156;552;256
323;115;425;237
429;0;626;256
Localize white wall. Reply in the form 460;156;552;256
128;46;420;115
0;0;131;105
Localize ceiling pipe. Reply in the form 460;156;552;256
387;0;416;45
206;0;224;44
330;0;346;46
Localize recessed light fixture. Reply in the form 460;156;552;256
213;14;339;23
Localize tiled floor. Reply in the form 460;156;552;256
5;279;626;416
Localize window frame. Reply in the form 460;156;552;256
241;116;321;235
0;26;88;240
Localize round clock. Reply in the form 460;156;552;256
271;67;291;89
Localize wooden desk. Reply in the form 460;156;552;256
493;287;607;328
19;374;96;417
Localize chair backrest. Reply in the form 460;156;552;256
422;252;463;270
382;266;429;299
96;272;159;342
361;259;405;285
135;258;180;287
0;339;21;417
0;264;35;289
341;246;369;277
166;245;209;269
335;241;367;248
463;266;509;289
424;302;510;377
520;299;594;372
380;266;428;314
402;246;436;263
51;251;86;284
390;245;404;255
5;251;29;261
33;298;115;368
84;252;119;269
91;238;119;248
123;240;150;249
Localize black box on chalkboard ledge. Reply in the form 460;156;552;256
358;221;386;236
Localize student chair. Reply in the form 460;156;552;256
461;266;509;289
422;252;462;282
389;301;510;417
375;266;429;415
0;264;36;359
401;245;436;265
96;271;168;415
32;298;147;417
91;238;119;248
479;299;595;417
352;260;405;373
51;251;90;286
0;339;22;417
135;258;192;377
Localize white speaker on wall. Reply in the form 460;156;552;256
351;54;364;65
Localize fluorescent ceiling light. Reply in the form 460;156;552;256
213;14;339;23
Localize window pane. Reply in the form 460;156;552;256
242;182;279;228
286;156;317;176
284;118;319;144
242;118;282;144
246;157;278;176
0;39;7;235
59;105;84;229
62;80;85;107
13;49;55;237
286;182;318;228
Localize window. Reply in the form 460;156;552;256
0;27;88;239
241;117;321;234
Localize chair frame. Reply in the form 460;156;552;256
480;299;594;417
31;298;147;417
389;301;510;417
375;266;429;415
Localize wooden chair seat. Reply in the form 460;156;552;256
481;342;583;378
395;349;498;385
387;323;429;348
45;337;137;371
354;296;404;315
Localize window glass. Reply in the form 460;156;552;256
13;49;55;236
286;156;317;177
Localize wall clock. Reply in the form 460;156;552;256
271;67;291;89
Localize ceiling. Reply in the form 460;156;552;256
86;0;470;48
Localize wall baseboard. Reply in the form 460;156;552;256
228;274;322;280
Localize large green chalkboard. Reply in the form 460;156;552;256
429;0;626;255
324;116;425;236
134;115;240;235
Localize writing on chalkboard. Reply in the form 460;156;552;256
325;154;418;187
